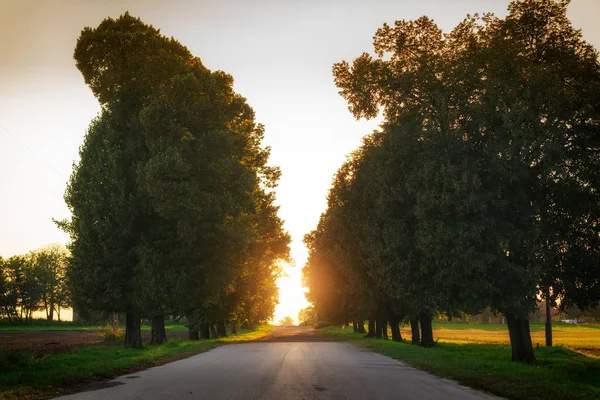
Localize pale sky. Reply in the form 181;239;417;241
1;0;599;324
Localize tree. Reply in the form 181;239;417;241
61;13;289;347
329;0;600;361
298;306;317;326
31;244;70;321
278;316;294;326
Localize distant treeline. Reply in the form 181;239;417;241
57;13;290;347
0;245;70;322
303;0;600;363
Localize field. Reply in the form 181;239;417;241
0;320;190;356
321;323;600;400
422;322;600;356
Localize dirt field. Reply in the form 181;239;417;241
0;329;190;356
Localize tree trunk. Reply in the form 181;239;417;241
419;311;434;348
366;318;376;338
380;318;389;340
209;323;218;339
410;316;420;344
199;322;210;339
124;310;142;348
352;321;358;333
57;307;61;321
48;304;54;321
374;318;382;339
545;290;553;347
390;314;402;342
188;326;199;340
506;313;536;363
231;322;237;334
358;321;366;334
216;320;228;337
151;314;167;345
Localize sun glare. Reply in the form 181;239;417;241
274;261;309;326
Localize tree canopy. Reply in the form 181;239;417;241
304;0;600;362
60;13;289;347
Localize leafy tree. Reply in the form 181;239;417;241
278;316;294;326
31;244;70;321
61;13;288;347
327;0;600;361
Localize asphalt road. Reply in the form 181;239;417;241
56;326;499;400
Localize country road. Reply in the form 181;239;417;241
56;326;499;400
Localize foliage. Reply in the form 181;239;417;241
0;246;70;322
305;0;600;362
60;13;289;347
278;316;294;326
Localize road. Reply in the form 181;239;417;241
56;326;499;400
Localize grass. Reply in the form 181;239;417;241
319;326;600;400
0;325;274;400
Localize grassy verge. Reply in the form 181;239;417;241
319;326;600;400
0;325;274;400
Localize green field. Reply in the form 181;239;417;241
0;325;274;400
320;325;600;400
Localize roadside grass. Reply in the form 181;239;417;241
320;326;600;400
0;325;274;400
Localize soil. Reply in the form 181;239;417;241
0;330;190;356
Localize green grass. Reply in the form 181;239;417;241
319;326;600;400
0;325;274;400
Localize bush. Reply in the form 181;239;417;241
101;323;124;342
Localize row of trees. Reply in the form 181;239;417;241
303;0;600;362
0;245;70;322
59;13;290;347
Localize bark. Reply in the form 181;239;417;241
124;310;142;348
199;322;210;339
352;321;358;333
410;316;420;345
374;319;382;339
358;321;366;334
506;313;536;363
365;319;376;338
209;323;218;339
231;322;237;335
216;320;228;337
151;314;167;345
545;291;553;347
390;313;402;342
188;326;199;340
419;311;434;348
379;318;389;340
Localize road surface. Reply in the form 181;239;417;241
57;326;499;400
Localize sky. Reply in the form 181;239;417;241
1;0;599;324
